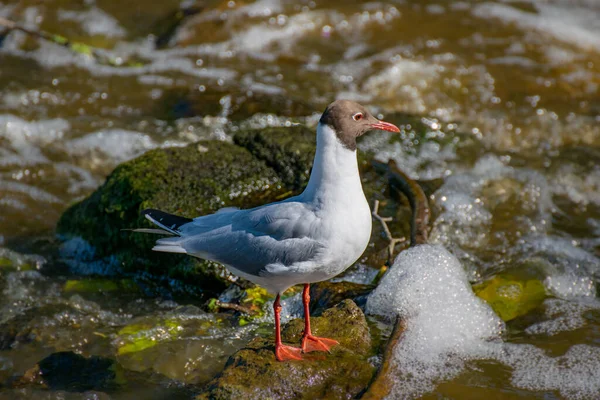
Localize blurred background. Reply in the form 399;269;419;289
0;0;599;399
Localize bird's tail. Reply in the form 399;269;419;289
130;209;193;254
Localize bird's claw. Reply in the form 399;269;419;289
302;334;339;353
275;343;303;361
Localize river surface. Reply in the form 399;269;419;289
0;0;599;399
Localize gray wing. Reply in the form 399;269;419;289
155;199;324;277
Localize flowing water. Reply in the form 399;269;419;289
0;0;599;398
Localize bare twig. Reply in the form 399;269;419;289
372;199;406;264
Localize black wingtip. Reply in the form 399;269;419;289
141;208;156;217
142;209;193;230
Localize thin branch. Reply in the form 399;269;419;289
372;199;406;264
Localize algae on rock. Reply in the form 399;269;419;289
197;300;375;400
57;140;286;294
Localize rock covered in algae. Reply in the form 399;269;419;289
57;138;293;293
233;125;316;190
197;300;375;400
473;274;546;321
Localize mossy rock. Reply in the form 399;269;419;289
233;125;316;191
57;140;288;295
197;300;375;400
473;275;547;321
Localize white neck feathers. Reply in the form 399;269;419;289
302;123;363;204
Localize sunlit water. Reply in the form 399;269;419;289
0;0;599;398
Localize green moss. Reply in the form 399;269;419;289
241;286;272;317
0;256;36;272
57;141;287;295
233;125;316;191
0;258;13;268
116;319;183;355
474;275;547;321
197;300;375;400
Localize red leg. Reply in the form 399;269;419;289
301;283;339;353
274;293;303;361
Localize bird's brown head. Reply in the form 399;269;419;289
319;100;400;151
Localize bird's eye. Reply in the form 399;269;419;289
352;113;363;121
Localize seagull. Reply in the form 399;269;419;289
137;100;400;361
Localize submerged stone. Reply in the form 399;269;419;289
197;300;375;400
473;275;547;322
16;352;120;392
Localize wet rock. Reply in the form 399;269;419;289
113;306;249;384
233;125;316;190
57;140;287;295
197;300;375;400
16;352;119;392
473;274;547;322
0;312;33;350
309;281;374;315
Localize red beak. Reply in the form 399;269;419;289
370;120;400;133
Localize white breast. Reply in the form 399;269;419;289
299;123;373;279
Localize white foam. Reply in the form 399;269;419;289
430;154;553;253
367;245;504;398
518;236;599;298
362;59;440;115
498;344;600;399
525;298;600;336
2;37;237;82
0;114;70;166
473;2;600;52
232;11;321;53
358;130;459;181
57;7;126;38
552;164;600;206
0;180;61;204
66;129;186;165
237;0;283;18
366;245;600;399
